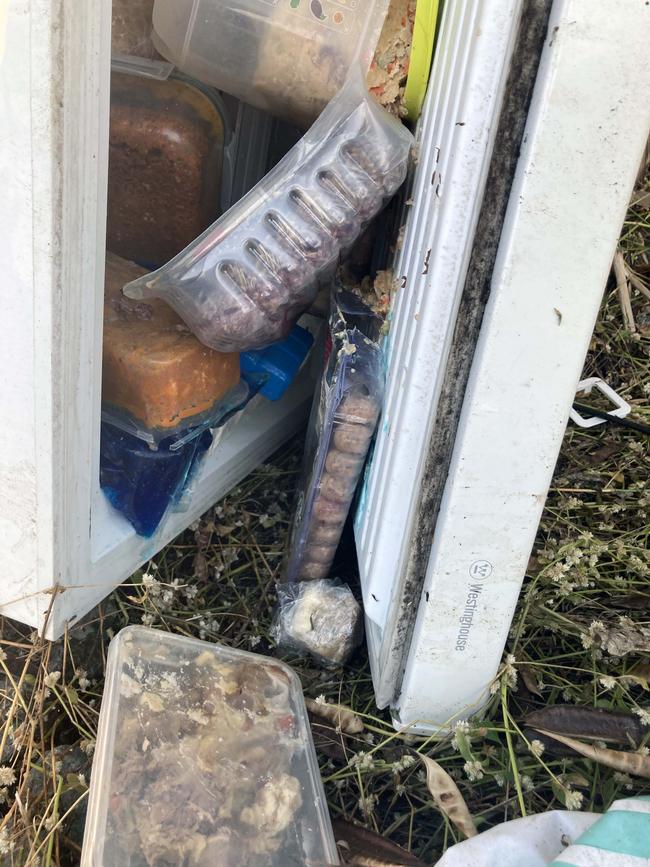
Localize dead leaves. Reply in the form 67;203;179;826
334;819;426;866
420;755;477;839
305;699;364;734
534;728;650;779
526;704;650;778
525;705;648;746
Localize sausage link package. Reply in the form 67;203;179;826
284;289;383;584
123;70;412;353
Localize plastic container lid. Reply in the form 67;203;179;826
151;0;390;127
82;626;339;866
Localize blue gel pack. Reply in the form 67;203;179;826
100;422;212;537
241;325;313;401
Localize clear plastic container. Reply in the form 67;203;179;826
111;0;159;61
82;627;339;866
108;64;230;268
123;71;413;353
152;0;389;127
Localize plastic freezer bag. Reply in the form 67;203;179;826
272;580;363;667
123;71;413;352
284;290;383;583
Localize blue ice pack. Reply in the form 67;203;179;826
100;422;212;537
241;325;314;401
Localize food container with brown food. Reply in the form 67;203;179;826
151;0;390;128
100;254;247;536
81;626;339;866
107;63;230;268
284;289;383;583
102;253;243;444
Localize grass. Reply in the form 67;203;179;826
0;172;648;865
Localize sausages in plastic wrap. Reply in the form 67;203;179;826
284;289;383;583
123;70;413;352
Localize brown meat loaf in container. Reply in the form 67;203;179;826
284;291;383;583
102;253;241;440
107;71;227;268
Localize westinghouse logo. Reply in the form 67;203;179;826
454;561;492;652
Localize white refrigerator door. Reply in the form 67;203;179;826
0;0;321;638
355;0;523;706
361;0;650;731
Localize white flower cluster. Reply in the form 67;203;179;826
564;788;583;811
349;751;375;771
463;760;484;782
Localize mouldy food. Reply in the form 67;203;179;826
102;253;240;435
107;72;226;268
273;580;363;666
82;627;339;866
367;0;417;117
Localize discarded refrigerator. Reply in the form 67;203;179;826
1;0;648;743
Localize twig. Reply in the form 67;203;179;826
625;265;650;302
613;250;636;332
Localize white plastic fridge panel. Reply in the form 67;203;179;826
0;1;321;639
0;0;112;631
395;0;650;731
355;0;521;704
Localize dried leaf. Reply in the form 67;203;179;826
615;595;650;611
525;705;647;746
535;728;650;778
193;550;209;582
629;661;650;687
333;819;426;866
521;666;543;697
304;699;364;734
522;728;578;758
420;755;477;839
588;442;623;465
630;189;650;210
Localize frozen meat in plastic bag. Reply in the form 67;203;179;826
123;70;413;352
284;289;383;583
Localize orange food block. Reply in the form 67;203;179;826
103;253;240;432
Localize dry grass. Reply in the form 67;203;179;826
0;171;649;865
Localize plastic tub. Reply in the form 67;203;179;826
151;0;389;127
82;626;339;866
107;63;230;268
111;0;159;60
